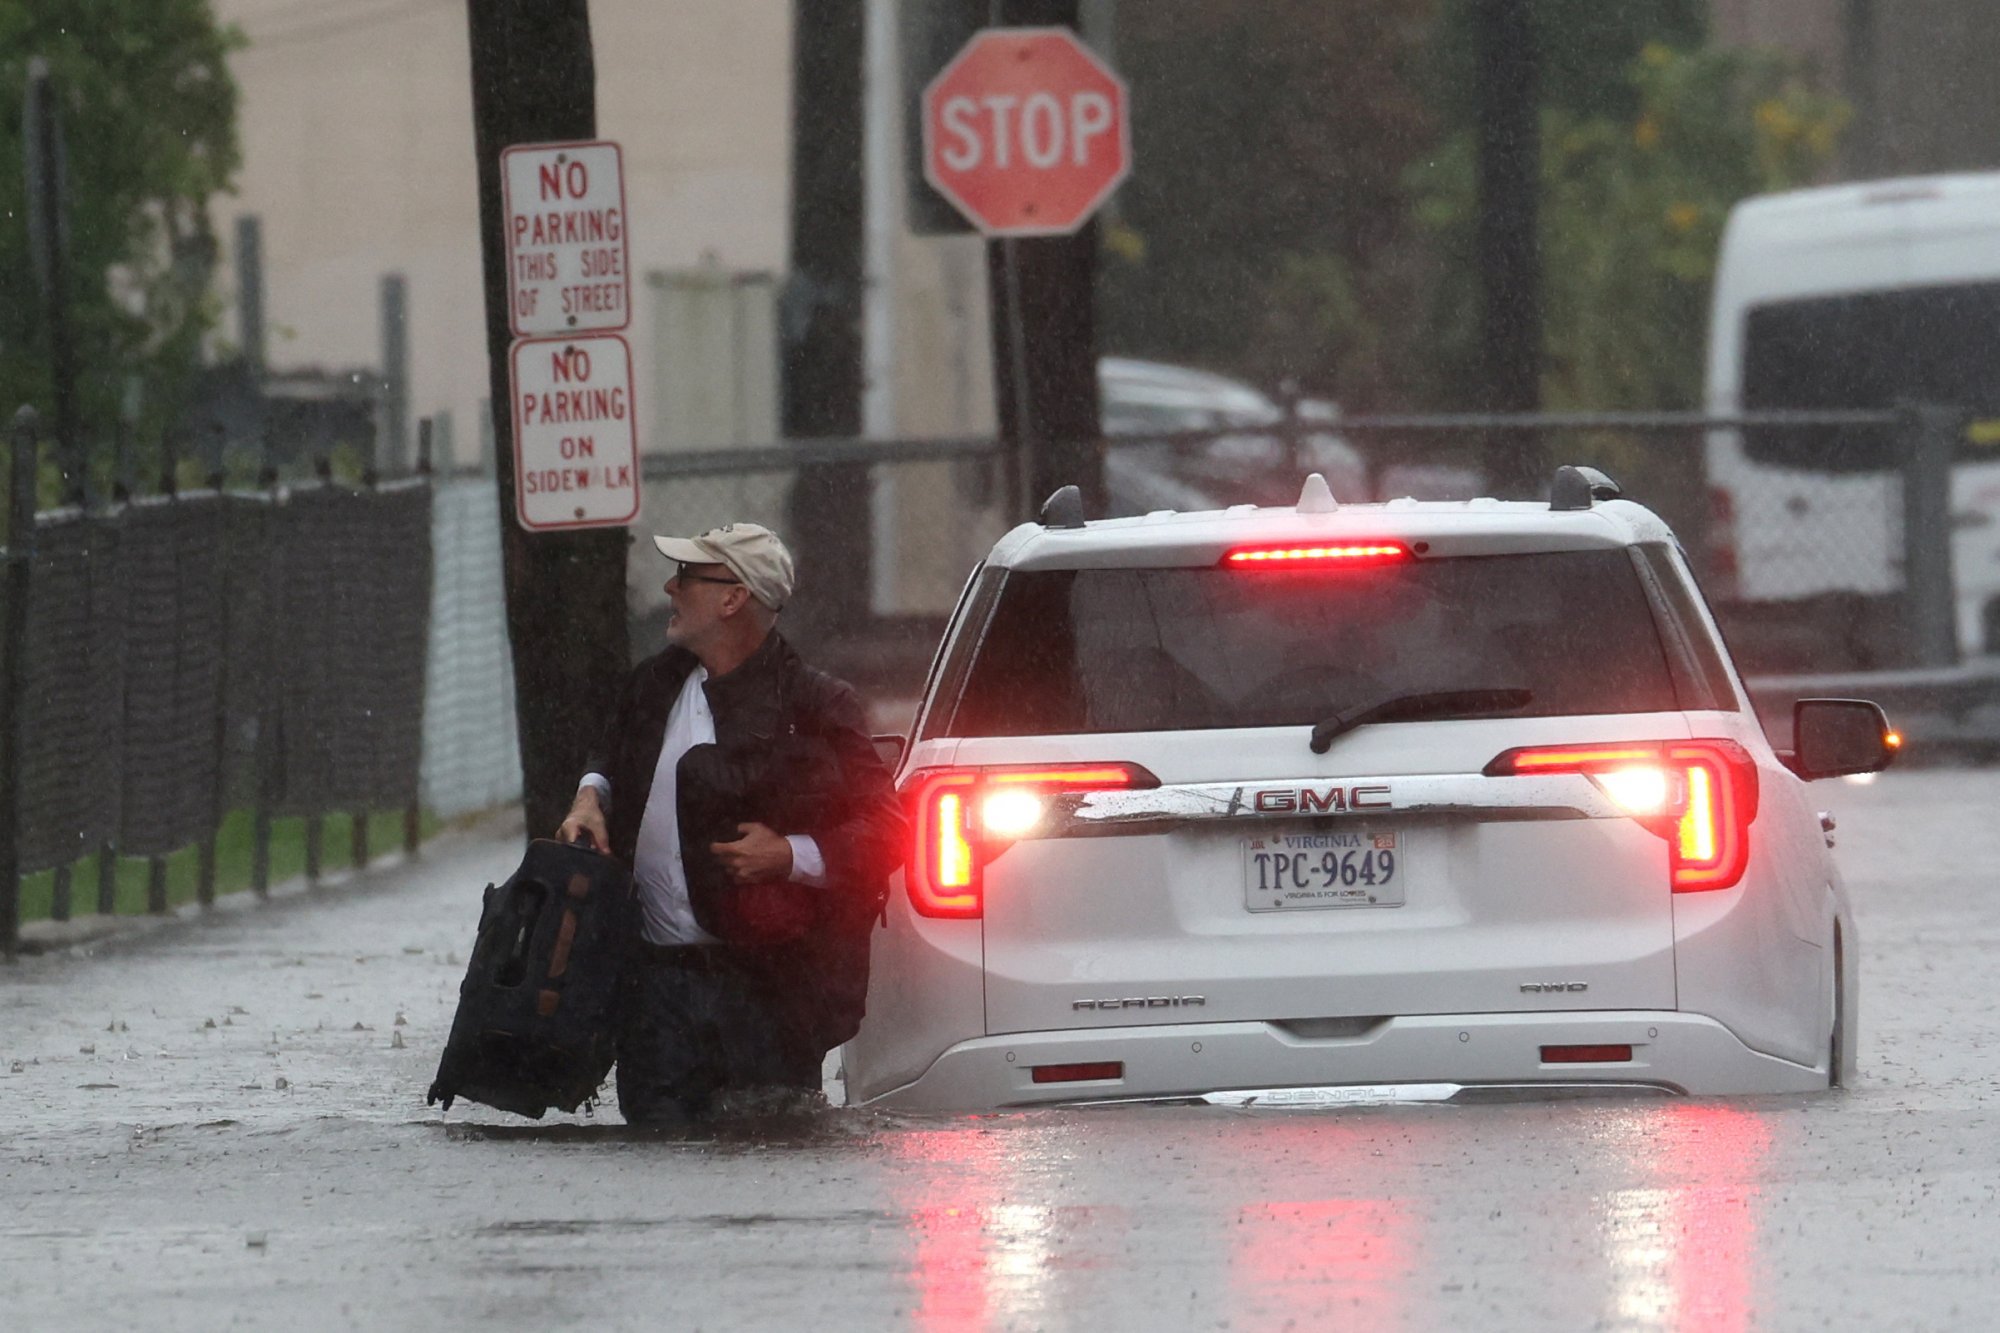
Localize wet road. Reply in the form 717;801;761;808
5;769;1999;1331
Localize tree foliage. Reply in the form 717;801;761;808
1096;0;1438;408
1414;41;1847;409
0;0;242;447
1096;1;1842;417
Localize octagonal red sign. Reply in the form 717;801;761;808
922;26;1131;237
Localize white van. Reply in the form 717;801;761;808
1705;172;2000;656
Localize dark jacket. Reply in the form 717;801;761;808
584;632;906;1051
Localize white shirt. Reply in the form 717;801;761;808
581;667;827;946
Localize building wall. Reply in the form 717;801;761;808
1710;0;1843;75
214;0;993;485
1711;0;2000;179
1850;0;2000;178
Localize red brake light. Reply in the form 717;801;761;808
1497;745;1664;772
910;771;979;918
1486;739;1758;892
1541;1044;1633;1064
1665;741;1757;892
1031;1061;1124;1084
1222;542;1410;568
902;763;1157;919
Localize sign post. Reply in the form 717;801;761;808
500;139;638;533
501;139;631;335
921;27;1130;238
509;334;640;531
922;25;1127;518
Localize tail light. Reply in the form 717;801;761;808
1222;542;1410;568
903;763;1159;918
1485;740;1759;892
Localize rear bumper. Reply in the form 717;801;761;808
854;1010;1826;1111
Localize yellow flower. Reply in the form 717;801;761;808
1641;42;1674;70
1634;116;1662;151
1666;202;1702;234
1755;99;1797;141
1104;221;1146;264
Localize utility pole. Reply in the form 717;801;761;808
1843;0;1879;175
23;59;82;502
983;0;1105;519
783;0;872;643
1474;0;1544;495
466;1;629;839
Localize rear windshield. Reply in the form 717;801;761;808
944;550;1679;737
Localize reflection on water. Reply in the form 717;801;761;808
1234;1197;1413;1327
886;1101;1774;1331
1225;1117;1417;1331
1601;1104;1772;1332
893;1121;1125;1332
896;1124;1027;1331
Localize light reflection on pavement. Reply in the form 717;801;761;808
5;769;2000;1331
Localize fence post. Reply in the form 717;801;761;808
196;447;228;911
350;454;380;877
304;451;330;887
351;806;370;875
1276;378;1307;479
405;418;433;861
98;397;121;910
54;391;85;940
147;429;180;914
1;408;40;957
1902;404;1959;670
251;428;279;898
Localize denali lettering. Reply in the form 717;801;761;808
1252;785;1393;814
1073;996;1207;1010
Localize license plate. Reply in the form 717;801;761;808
1244;830;1405;911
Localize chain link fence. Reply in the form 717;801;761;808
636;440;1012;709
422;477;523;820
3;397;1978;952
0;410;439;953
1096;407;1942;678
631;405;1982;751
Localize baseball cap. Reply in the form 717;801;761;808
653;523;796;611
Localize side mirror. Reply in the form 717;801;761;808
871;733;907;769
1791;699;1900;780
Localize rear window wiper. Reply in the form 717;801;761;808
1309;688;1533;754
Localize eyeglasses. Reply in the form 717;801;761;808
669;561;741;588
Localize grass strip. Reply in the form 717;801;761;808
16;807;444;923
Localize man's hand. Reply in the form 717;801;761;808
558;787;609;853
710;822;793;885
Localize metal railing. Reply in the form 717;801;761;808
632;403;1973;746
0;409;439;956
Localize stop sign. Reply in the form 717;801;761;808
922;27;1130;237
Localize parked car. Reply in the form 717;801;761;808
843;466;1895;1109
1098;356;1368;514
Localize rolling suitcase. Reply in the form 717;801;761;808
427;838;637;1118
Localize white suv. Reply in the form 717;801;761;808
844;469;1898;1109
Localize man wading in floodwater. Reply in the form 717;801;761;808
558;523;906;1123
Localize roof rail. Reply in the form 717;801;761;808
1040;484;1086;529
1549;465;1622;512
